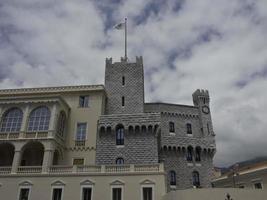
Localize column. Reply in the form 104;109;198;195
19;105;30;138
11;149;22;174
48;104;58;137
42;149;54;173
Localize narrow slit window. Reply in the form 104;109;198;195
122;76;125;86
207;123;210;135
122;96;125;107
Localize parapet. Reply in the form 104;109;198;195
105;57;113;66
192;89;210;106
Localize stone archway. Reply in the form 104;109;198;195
20;141;44;166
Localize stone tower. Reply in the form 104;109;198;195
192;89;215;137
104;57;144;114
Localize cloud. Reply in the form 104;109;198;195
0;0;267;166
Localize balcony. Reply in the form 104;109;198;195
0;130;64;144
0;163;164;176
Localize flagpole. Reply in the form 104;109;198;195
125;18;127;61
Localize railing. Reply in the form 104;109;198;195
17;166;42;174
49;166;73;174
0;166;12;174
0;130;64;143
75;140;85;146
105;165;130;172
0;163;164;175
77;165;101;173
134;164;160;172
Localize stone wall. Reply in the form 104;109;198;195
105;57;144;114
96;130;159;165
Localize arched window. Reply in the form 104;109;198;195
195;147;201;162
186;123;192;134
169;170;176;186
27;106;50;131
116;157;124;165
57;111;66;137
187;146;193;162
116;125;124;145
169;122;175;133
192;171;200;187
0;108;23;132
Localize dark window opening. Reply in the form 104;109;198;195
186;123;192;134
79;96;89;107
116;157;124;165
52;188;63;200
122;96;125;107
169;122;175;133
195;147;201;162
192;171;200;188
122;76;125;86
116;125;124;145
254;183;263;189
19;188;30;200
82;187;92;200
187;146;193;162
112;188;122;200
170;170;176;186
143;187;152;200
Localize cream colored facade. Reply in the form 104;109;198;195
0;85;167;200
212;161;267;189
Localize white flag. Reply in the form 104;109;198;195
114;22;125;30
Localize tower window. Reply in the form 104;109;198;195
169;170;176;186
116;125;124;145
116;157;124;165
186;123;192;134
122;76;125;86
195;147;201;162
122;96;125;107
169;122;175;133
187;146;193;162
192;171;200;188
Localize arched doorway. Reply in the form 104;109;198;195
0;143;15;166
20;142;44;166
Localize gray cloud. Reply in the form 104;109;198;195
0;0;267;166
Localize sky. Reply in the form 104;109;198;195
0;0;267;167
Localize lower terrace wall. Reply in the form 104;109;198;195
162;188;267;200
0;173;166;200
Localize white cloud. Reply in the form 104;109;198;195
0;0;267;166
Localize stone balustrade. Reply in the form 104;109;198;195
0;163;164;175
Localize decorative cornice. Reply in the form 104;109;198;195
0;84;105;96
66;146;96;151
161;111;199;119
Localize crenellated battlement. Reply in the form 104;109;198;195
105;57;112;66
192;89;210;106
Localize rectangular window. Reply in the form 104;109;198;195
122;76;125;86
19;188;30;200
186;123;192;134
142;187;152;200
169;122;175;133
52;188;63;200
76;123;87;141
122;96;125;107
112;187;122;200
79;96;89;107
254;182;263;189
82;187;92;200
73;158;84;165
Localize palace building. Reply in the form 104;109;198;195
0;56;216;200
